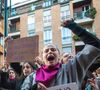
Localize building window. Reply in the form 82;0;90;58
61;27;72;53
82;5;90;12
43;27;52;45
59;0;69;3
0;36;3;46
61;27;72;44
28;14;35;36
43;9;51;26
9;19;20;33
60;5;70;20
9;23;16;33
74;5;90;20
62;45;72;53
11;8;16;16
53;0;58;4
31;4;36;11
82;5;90;18
43;0;52;8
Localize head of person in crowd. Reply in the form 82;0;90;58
2;60;10;72
4;60;9;68
61;52;73;64
8;68;17;80
96;68;100;77
42;44;60;66
4;36;13;48
21;62;36;77
15;62;36;90
95;68;100;88
92;71;98;78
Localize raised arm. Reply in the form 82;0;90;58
62;19;100;49
62;20;100;89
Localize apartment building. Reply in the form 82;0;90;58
0;0;4;66
8;0;100;55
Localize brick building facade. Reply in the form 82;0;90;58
8;0;100;56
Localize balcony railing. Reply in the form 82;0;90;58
8;0;70;17
74;11;89;20
8;29;20;33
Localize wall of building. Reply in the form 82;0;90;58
92;0;100;38
8;0;100;57
0;19;4;35
51;4;62;49
35;9;44;53
20;14;28;38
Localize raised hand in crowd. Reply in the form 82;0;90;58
60;52;73;64
34;56;44;68
37;82;47;90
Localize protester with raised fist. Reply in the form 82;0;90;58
21;19;100;90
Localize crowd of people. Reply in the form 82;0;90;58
0;19;100;90
0;61;38;90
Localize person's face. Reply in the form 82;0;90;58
22;63;33;76
42;44;60;66
9;70;16;79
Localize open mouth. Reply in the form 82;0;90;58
47;54;55;61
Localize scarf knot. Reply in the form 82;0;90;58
36;63;61;87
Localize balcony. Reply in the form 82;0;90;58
8;23;20;36
8;24;20;33
73;0;92;7
74;11;93;24
74;11;88;19
8;28;20;37
8;28;20;33
8;18;20;34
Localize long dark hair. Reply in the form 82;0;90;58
19;62;35;79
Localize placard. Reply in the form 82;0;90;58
48;83;78;90
6;35;39;62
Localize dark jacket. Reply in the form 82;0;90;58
0;71;17;90
15;76;26;90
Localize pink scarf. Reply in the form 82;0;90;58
36;63;61;87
